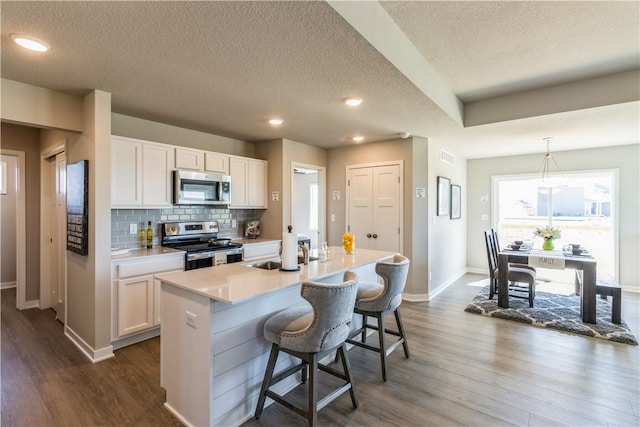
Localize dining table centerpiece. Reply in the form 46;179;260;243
533;225;561;250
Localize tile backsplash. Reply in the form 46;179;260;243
111;207;261;249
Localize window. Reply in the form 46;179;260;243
493;170;617;278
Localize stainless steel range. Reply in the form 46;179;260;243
161;221;243;270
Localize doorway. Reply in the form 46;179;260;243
291;163;325;250
0;150;26;309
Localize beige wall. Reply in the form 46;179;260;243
467;144;640;292
255;139;284;239
1;78;83;132
111;113;255;157
427;139;467;297
1;123;42;301
65;90;113;357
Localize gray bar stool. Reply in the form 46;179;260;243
254;272;359;426
345;254;410;381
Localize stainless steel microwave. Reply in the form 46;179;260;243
173;170;231;205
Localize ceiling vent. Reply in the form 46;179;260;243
439;148;454;165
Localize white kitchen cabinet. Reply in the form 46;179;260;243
117;274;155;336
111;136;174;208
205;152;229;174
111;136;142;206
175;147;205;171
142;142;174;206
112;252;184;344
230;156;268;208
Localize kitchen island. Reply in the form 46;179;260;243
156;247;395;427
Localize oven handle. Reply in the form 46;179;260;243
186;251;215;261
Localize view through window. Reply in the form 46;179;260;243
493;170;616;281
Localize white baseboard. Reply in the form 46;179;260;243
65;325;114;363
466;267;488;275
25;299;40;309
112;327;160;350
404;269;475;302
1;281;16;289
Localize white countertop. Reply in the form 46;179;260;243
156;247;395;304
111;246;185;261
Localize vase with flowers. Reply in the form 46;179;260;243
533;225;561;250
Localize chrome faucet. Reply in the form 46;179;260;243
299;242;309;265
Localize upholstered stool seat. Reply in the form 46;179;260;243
345;254;410;382
255;272;359;426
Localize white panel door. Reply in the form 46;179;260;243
347;164;401;253
347;167;374;250
371;165;401;251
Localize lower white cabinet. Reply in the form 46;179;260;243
112;252;184;344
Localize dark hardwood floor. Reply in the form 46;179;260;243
2;274;639;426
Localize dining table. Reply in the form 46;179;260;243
498;247;598;323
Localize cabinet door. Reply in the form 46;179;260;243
142;143;174;206
205;152;229;174
175;147;204;171
247;159;267;208
229;157;248;207
117;274;154;337
111;137;142;206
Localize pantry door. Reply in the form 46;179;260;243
347;162;402;252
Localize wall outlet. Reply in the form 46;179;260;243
331;214;335;222
429;271;432;281
232;219;237;228
186;311;197;328
129;224;137;234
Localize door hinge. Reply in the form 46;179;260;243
347;225;350;232
398;227;400;234
347;179;350;187
398;176;400;183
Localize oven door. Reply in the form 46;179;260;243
185;251;215;270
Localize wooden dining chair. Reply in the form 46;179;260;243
484;230;537;307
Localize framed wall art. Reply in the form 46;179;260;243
437;176;450;216
450;184;461;219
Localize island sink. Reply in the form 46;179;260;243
247;256;320;270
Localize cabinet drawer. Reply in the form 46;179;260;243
117;256;184;279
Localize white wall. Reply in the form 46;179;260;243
467;144;640;292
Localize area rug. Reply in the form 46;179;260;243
464;286;638;345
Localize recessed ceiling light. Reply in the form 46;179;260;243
10;34;51;52
268;118;283;125
343;97;363;107
352;136;364;142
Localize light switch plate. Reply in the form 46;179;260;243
186;311;197;328
129;224;137;235
232;219;237;228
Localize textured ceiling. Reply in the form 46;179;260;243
1;1;638;158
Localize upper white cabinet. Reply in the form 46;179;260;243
230;156;268;208
142;143;174;206
111;136;142;206
205;152;229;174
111;136;174;208
175;147;205;171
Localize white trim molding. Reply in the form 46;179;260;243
65;325;114;363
